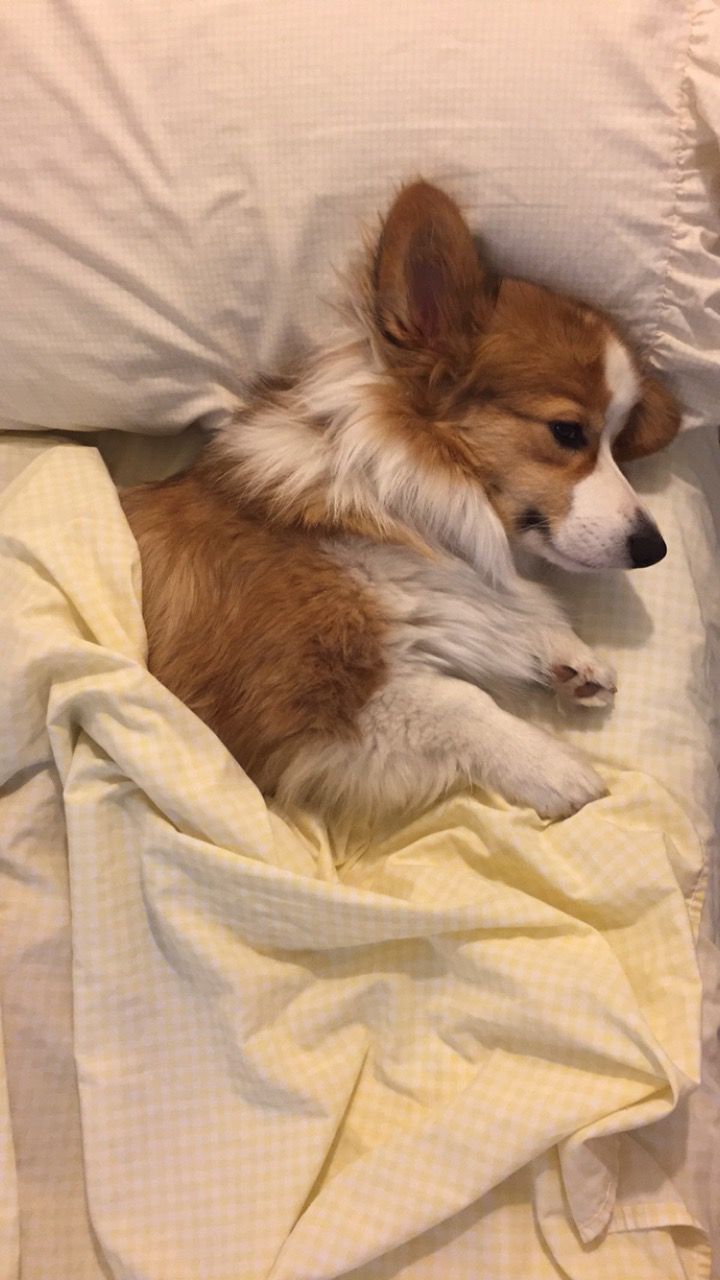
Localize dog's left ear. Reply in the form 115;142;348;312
373;181;495;363
613;374;682;461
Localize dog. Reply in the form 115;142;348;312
121;181;681;824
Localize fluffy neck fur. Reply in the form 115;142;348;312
209;322;518;588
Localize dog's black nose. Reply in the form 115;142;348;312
627;516;667;568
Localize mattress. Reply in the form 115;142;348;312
0;425;718;1280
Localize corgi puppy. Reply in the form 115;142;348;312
121;181;681;823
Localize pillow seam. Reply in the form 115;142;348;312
647;0;702;369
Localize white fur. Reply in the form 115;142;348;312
211;300;629;821
542;336;657;571
331;539;569;688
272;537;614;821
544;440;644;570
603;336;640;440
602;337;635;442
276;669;606;822
215;338;517;586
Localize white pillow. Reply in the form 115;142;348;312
0;0;718;434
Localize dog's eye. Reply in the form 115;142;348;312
548;420;587;450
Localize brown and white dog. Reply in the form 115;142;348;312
121;181;680;823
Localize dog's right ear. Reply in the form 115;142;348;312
613;373;682;462
373;182;495;364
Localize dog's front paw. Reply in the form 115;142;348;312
496;724;609;820
524;750;608;820
548;645;617;709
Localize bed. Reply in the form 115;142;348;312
0;4;719;1278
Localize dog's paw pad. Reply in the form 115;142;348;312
553;664;579;684
550;659;617;708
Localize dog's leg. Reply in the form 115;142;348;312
534;626;617;709
491;576;618;708
495;576;618;709
344;548;618;711
277;670;607;822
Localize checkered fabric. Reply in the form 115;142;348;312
0;433;717;1279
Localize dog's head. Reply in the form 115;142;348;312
368;181;681;571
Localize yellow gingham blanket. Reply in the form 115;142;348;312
0;444;712;1279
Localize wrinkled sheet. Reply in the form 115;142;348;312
0;432;718;1279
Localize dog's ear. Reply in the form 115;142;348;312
374;181;495;362
613;374;682;461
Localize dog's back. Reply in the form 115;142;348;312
122;467;388;793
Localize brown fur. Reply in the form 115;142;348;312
203;442;435;560
614;374;681;460
369;184;681;536
374;181;495;361
121;467;388;791
370;274;613;533
122;181;682;802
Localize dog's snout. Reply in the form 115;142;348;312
627;516;667;569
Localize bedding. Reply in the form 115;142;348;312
0;426;717;1280
1;0;720;436
2;2;720;1277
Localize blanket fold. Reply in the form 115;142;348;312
0;447;710;1280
